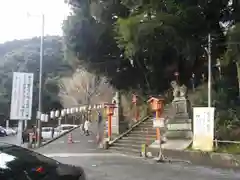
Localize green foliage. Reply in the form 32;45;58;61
63;0;240;142
224;23;240;65
192;78;240;140
0;36;72;125
63;0;229;94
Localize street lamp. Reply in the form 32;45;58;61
28;13;45;147
204;34;212;108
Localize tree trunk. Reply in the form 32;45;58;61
235;61;240;97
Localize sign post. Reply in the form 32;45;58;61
192;107;215;151
10;72;34;146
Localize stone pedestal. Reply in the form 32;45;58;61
166;97;193;140
149;82;193;151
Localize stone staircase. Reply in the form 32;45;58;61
109;101;194;155
109;117;155;155
109;105;172;155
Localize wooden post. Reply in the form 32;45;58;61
108;114;112;141
104;103;115;142
147;97;164;142
156;110;160;141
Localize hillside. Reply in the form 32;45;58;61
0;36;72;125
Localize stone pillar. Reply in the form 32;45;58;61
111;92;120;134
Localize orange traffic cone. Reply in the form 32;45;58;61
68;133;73;144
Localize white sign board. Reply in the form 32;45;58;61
192;107;215;151
10;72;34;120
153;118;165;128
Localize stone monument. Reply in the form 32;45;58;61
171;81;190;115
149;82;193;150
165;81;192;140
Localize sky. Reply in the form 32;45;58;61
0;0;70;43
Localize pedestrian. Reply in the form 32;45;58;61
22;130;25;144
96;111;103;145
51;127;55;139
84;119;90;136
33;125;37;143
97;111;102;129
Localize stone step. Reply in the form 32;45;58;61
132;126;154;131
136;125;153;130
140;122;153;125
165;130;192;139
128;130;156;136
121;136;156;141
137;122;153;126
132;125;155;129
139;121;153;125
124;133;156;139
116;138;153;145
131;126;155;132
136;124;153;130
128;131;156;137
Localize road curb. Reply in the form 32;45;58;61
38;126;80;149
148;147;240;169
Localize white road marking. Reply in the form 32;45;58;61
87;149;98;151
73;140;81;143
44;153;126;158
43;152;150;162
88;140;94;143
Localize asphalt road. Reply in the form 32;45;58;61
0;134;17;144
51;155;240;180
35;126;240;180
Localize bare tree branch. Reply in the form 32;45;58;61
58;68;114;107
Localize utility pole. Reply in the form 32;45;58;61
37;14;45;147
207;33;212;107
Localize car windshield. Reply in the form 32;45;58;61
0;143;59;180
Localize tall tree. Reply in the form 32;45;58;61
224;23;240;96
63;0;142;91
63;0;229;94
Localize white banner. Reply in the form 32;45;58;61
10;72;34;120
192;107;215;151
